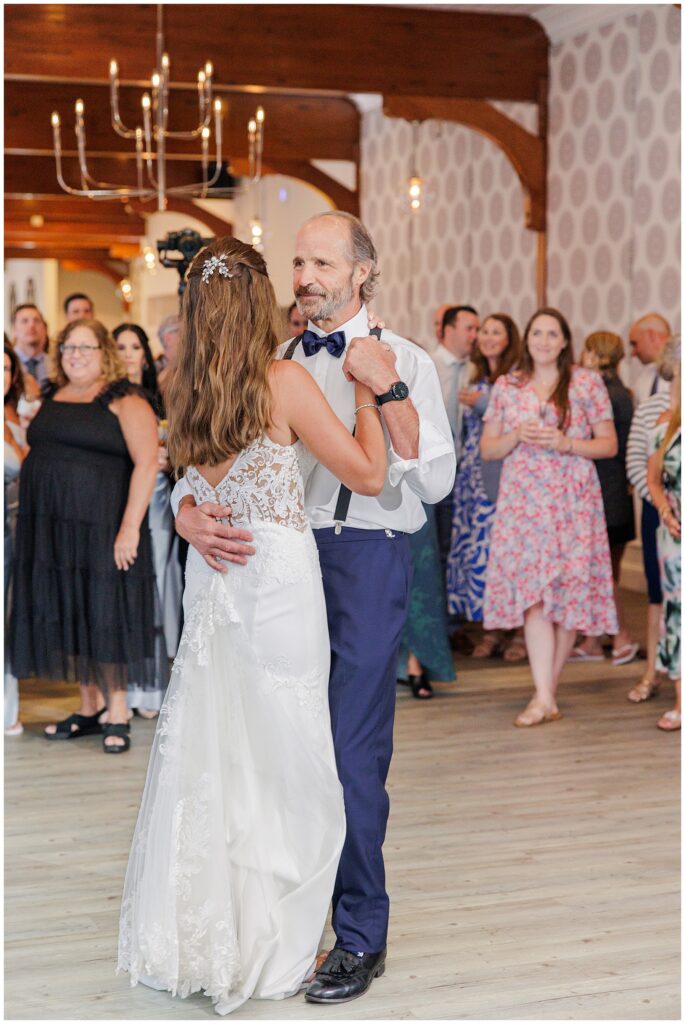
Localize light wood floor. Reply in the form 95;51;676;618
5;591;680;1020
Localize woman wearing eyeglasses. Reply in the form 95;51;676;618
10;319;167;753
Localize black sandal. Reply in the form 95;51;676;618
408;673;434;700
44;708;106;741
102;722;131;754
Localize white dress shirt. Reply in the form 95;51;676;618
171;305;455;534
633;363;670;405
431;344;470;461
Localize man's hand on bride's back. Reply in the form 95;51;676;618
176;498;256;574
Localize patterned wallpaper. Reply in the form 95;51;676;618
361;107;538;347
547;4;681;349
360;5;680;353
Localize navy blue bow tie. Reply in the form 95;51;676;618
301;329;346;359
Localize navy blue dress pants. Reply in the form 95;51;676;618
641;499;663;605
314;527;412;954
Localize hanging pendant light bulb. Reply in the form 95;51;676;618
399;121;432;215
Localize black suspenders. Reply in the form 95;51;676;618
282;326;383;533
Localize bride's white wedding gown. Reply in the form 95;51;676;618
117;436;345;1015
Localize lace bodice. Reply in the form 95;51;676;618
184;435;308;532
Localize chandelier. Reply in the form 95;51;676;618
50;4;265;211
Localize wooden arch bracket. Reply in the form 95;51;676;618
275;161;359;217
59;258;132;311
229;158;360;217
383;96;546;232
127;197;234;239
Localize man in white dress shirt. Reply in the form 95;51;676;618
173;211;455;1003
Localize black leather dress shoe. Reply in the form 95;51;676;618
304;947;386;1003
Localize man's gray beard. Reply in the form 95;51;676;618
296;275;355;323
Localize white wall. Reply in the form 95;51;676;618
57;268;127;334
5;259;59;337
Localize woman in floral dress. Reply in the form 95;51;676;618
646;360;681;732
481;308;619;727
447;313;522;660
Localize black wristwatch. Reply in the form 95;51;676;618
376;381;409;405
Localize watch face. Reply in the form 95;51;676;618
391;381;409;400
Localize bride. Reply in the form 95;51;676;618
117;237;387;1014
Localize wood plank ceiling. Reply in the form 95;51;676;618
5;4;549;268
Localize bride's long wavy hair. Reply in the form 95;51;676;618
167;236;282;472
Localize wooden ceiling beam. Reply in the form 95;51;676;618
5;245;124;261
5;220;145;239
5;230;143;250
5;197;144;225
127;197;234;238
6;80;359;161
5;5;548;102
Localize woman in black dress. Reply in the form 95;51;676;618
571;330;639;665
10;319;166;752
113;322;183;714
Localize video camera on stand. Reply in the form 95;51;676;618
157;229;214;305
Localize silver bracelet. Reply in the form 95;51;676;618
355;403;380;414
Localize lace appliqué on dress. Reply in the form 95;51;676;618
185;437;308;533
118;774;242;1003
172;574;240;672
264;655;324;717
251;526;320;587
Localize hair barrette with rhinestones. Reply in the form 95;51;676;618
201;254;239;284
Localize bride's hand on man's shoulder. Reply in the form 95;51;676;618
176;498;256;574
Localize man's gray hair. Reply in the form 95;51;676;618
158;313;181;344
658;333;681;382
306;211;380;303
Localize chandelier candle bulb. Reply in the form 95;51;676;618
48;6;264;204
135;128;144;188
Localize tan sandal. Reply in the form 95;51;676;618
657;709;681;731
514;702;563;728
503;636;527;663
472;632;504;659
627;677;661;703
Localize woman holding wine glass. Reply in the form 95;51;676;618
480;308;619;726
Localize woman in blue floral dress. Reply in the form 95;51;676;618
447;314;523;659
